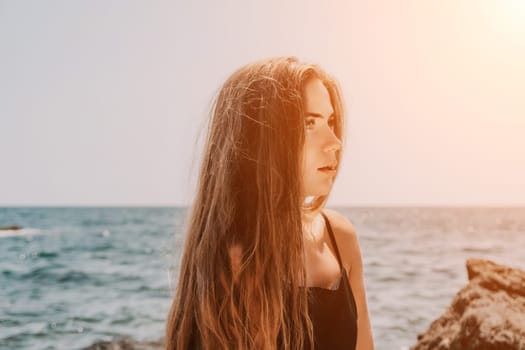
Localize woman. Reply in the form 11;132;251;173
165;57;374;349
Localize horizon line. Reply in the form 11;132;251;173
1;204;525;209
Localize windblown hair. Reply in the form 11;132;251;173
165;57;345;350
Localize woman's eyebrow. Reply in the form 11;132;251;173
305;112;335;119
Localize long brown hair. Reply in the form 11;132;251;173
166;57;345;350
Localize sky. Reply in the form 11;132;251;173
1;0;524;207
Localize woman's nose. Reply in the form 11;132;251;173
324;129;342;153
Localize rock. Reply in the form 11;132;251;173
411;259;525;350
0;225;23;230
81;337;163;350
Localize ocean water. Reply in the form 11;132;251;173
1;207;524;350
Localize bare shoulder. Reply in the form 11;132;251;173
322;208;362;273
322;208;358;242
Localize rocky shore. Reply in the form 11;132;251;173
412;258;525;350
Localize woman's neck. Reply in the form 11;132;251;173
301;208;320;225
301;210;324;241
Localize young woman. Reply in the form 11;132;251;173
165;57;374;350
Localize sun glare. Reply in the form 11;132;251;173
468;0;525;54
484;0;525;33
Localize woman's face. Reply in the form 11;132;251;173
301;78;342;198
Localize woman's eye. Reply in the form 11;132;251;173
305;116;335;131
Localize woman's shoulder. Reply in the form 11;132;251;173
322;208;358;242
322;208;361;272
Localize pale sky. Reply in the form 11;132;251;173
1;0;524;206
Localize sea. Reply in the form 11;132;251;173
1;207;524;350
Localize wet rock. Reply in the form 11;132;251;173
82;337;163;350
412;259;525;350
0;225;22;230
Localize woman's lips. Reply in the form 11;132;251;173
318;167;336;176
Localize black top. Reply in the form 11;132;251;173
303;211;358;350
186;212;358;349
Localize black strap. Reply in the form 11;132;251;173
320;211;343;270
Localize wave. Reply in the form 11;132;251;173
0;228;42;238
461;244;502;253
18;266;102;286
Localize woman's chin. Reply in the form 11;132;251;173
306;188;332;198
304;180;335;198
